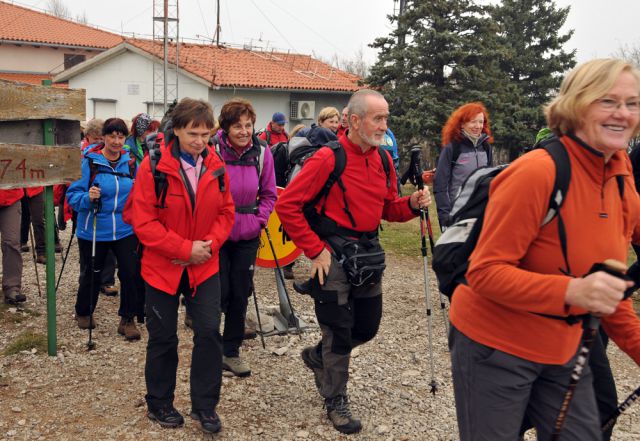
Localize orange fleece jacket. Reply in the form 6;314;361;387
450;135;640;365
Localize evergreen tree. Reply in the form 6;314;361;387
367;0;504;165
490;0;576;158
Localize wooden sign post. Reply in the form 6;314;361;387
0;79;84;356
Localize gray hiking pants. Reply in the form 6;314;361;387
1;201;22;295
449;326;601;441
313;256;382;399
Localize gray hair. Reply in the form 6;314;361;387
347;89;385;120
85;118;104;137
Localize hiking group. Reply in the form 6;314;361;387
1;57;640;440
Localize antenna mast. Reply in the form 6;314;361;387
152;0;180;118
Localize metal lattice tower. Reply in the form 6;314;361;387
152;0;180;118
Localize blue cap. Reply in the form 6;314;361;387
272;112;287;125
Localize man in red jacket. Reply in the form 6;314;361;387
125;98;235;434
258;112;289;147
276;89;431;434
0;189;25;304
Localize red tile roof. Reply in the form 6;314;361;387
127;39;361;92
0;1;123;49
0;72;67;88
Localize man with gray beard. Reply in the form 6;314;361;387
276;89;431;434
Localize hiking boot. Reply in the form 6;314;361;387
282;264;295;280
301;346;324;392
148;405;184;428
118;317;141;341
222;356;251;377
184;312;193;329
190;409;222;434
244;326;257;340
293;279;312;295
100;285;118;296
325;395;362;434
20;243;29;253
76;315;96;330
4;291;26;304
36;254;46;265
55;243;63;253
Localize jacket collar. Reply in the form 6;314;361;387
562;134;630;184
340;132;379;157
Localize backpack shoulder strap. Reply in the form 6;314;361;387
451;142;461;168
540;138;571;276
149;135;169;208
377;146;392;189
266;130;271;145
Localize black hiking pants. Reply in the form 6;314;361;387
144;271;222;412
219;237;260;357
76;234;142;319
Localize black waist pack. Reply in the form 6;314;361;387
327;235;386;287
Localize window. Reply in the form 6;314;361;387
64;54;86;70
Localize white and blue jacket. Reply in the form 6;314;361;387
67;147;137;242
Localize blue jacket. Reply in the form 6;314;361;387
67;146;137;242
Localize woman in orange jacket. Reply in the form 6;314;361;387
449;59;640;440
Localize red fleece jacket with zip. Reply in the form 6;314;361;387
276;133;416;259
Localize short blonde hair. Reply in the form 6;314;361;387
545;58;640;136
290;123;306;138
317;106;340;124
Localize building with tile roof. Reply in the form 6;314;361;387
0;1;122;86
54;39;361;128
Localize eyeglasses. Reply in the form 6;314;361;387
594;98;640;114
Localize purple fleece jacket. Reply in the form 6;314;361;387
216;130;277;242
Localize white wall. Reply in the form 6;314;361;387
209;89;351;132
209;88;291;131
67;50;209;120
0;44;99;74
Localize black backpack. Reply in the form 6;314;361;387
432;137;624;300
270;141;290;187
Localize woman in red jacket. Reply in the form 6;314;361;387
449;59;640;440
125;98;234;434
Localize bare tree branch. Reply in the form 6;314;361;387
46;0;71;19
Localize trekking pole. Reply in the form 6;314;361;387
264;227;302;337
250;280;266;349
55;220;76;293
405;147;438;394
87;186;101;351
28;224;43;298
552;259;631;440
601;384;640;433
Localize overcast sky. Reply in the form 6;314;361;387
10;0;640;66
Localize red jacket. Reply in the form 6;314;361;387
0;189;23;207
24;187;43;198
276;133;416;259
258;123;289;147
336;125;348;138
124;139;235;295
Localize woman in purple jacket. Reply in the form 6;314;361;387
213;98;277;377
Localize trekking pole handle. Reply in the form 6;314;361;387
90;183;101;214
409;147;424;191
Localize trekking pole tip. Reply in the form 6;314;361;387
429;380;438;395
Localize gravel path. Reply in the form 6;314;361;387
1;227;639;440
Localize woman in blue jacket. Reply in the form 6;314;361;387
67;118;143;340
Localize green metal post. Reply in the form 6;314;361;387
42;79;57;356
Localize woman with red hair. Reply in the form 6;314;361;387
433;102;493;229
